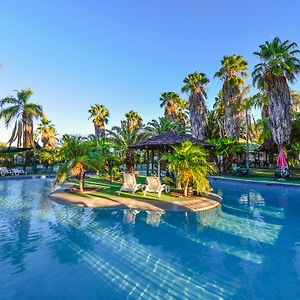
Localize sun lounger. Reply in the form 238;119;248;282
143;176;167;198
119;172;143;195
0;167;15;176
11;168;27;176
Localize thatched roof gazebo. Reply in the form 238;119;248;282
129;131;215;177
130;131;214;150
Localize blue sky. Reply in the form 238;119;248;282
1;0;299;142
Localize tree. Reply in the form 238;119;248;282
163;141;214;197
88;104;109;141
204;110;222;140
209;137;244;173
55;135;103;192
0;89;44;167
144;116;184;137
160;92;188;125
36;118;57;148
252;37;300;153
125;110;143;132
290;90;300;119
0;89;44;148
252;91;277;164
214;55;249;139
182;72;209;140
108;121;144;171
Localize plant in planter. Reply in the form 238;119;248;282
163;140;214;197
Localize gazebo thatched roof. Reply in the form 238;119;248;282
129;131;215;150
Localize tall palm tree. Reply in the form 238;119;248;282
181;72;209;140
159;92;188;125
88;104;109;140
144;116;184;138
125;110;142;132
214;55;249;139
36;118;57;148
252;37;300;153
0;89;44;148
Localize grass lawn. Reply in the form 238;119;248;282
70;176;189;203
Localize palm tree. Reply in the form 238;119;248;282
181;72;209;140
252;91;276;164
108;121;144;171
144;116;184;138
88;104;109;141
214;55;249;139
252;37;300;153
125;110;143;132
204;110;221;140
162;141;214;197
55;135;103;192
159;92;188;125
0;89;44;148
0;89;44;167
36;118;57;148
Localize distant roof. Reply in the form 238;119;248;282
129;131;215;150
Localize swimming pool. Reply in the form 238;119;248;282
0;178;300;299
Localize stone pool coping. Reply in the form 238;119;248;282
210;175;300;188
49;184;222;213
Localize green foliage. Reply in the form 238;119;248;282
144;116;185;137
88;104;109;126
252;37;300;87
125;110;143;132
108;120;144;171
36;118;57;148
162;141;214;196
209;137;245;156
55;135;104;190
0;89;44;147
181;72;209;98
214;55;249;87
160;91;188;123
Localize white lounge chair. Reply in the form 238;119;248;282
11;168;27;176
0;167;15;176
143;176;167;198
119;172;143;195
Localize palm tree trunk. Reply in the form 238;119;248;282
223;82;242;139
189;93;206;140
79;172;84;192
266;75;291;151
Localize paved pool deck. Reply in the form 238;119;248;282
210;175;300;188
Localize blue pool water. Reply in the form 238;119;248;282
0;178;300;299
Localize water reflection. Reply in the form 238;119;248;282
123;209;140;224
145;211;164;227
1;178;300;299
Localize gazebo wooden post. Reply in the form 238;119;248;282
146;148;150;175
157;149;161;178
151;150;154;174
